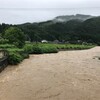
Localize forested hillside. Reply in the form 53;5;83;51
0;15;100;45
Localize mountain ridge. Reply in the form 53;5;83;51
53;14;95;22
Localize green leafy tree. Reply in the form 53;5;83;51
4;27;25;48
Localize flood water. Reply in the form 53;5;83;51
0;47;100;100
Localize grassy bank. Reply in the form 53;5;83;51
38;43;94;50
0;43;95;65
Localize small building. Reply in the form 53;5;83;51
41;40;48;43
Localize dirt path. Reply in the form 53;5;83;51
0;47;100;100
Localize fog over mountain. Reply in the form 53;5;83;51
53;14;95;22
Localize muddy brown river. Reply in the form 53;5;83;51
0;47;100;100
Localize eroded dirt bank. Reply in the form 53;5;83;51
0;47;100;100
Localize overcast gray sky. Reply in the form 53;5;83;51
0;0;100;8
0;0;100;24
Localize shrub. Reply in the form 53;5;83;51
24;44;34;54
8;52;23;65
24;44;43;54
7;48;29;65
32;45;43;54
41;46;58;53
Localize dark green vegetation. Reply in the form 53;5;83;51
4;27;25;48
17;16;100;45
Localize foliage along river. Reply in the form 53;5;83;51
0;47;100;100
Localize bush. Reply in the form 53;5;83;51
8;52;24;65
24;44;34;54
32;45;43;54
41;46;58;53
7;48;29;65
24;44;43;54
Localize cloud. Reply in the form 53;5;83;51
0;0;100;8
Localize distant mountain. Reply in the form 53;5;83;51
53;14;95;22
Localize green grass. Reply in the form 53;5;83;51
0;43;95;65
37;43;95;50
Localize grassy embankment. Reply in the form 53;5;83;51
0;43;95;65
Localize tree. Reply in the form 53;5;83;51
4;27;25;48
